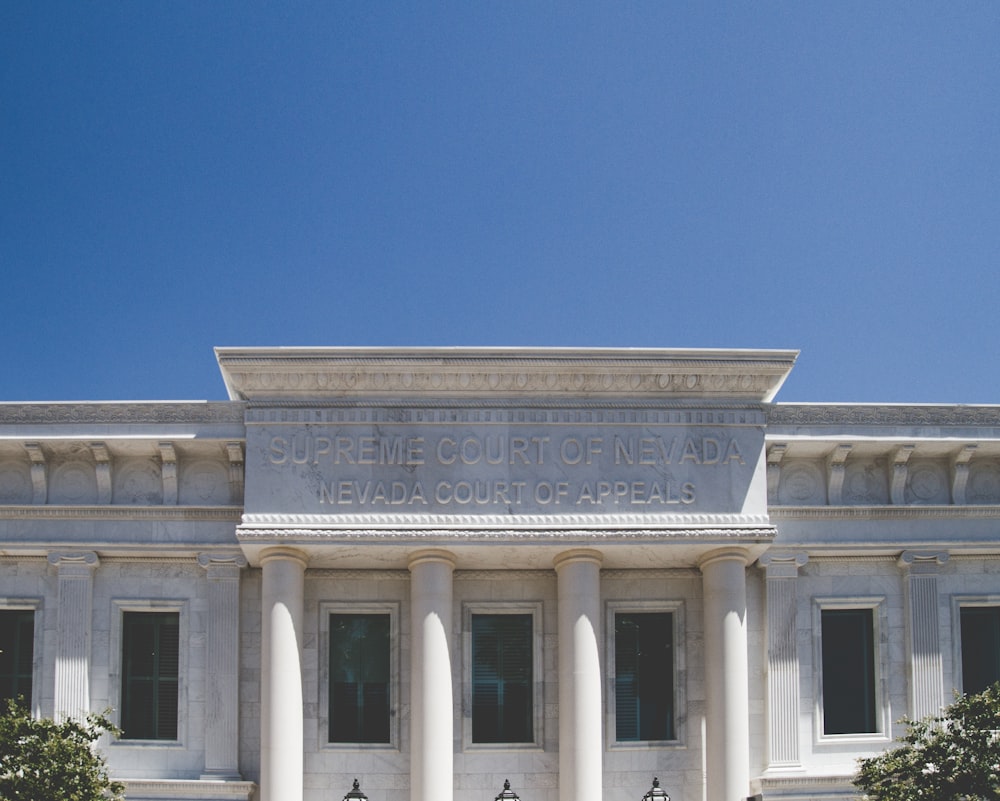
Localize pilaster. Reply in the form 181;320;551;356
899;550;949;719
198;552;247;780
48;551;99;720
758;552;808;771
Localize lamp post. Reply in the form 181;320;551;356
495;779;520;801
344;779;368;801
641;777;670;801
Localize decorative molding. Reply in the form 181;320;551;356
770;505;1000;520
0;505;242;521
245;404;767;424
767;443;787;504
90;443;111;504
0;402;245;425
118;779;256;800
226;441;244;504
758;551;809;578
898;550;949;571
236;525;777;541
769;404;1000;427
238;511;772;529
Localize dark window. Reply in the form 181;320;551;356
329;614;390;743
121;612;179;740
471;614;533;743
821;608;877;734
960;607;1000;694
615;612;674;741
0;610;34;707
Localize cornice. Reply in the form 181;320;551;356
0;402;244;425
0;505;242;522
769;404;1000;428
216;346;797;403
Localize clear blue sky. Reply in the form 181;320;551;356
2;2;998;403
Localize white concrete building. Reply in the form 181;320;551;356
2;347;1000;801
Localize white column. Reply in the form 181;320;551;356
554;549;603;801
48;551;98;721
899;551;949;719
260;547;307;801
198;552;247;780
700;548;750;801
758;552;808;771
409;549;456;801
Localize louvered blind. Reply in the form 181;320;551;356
472;614;532;743
121;612;179;740
329;614;390;743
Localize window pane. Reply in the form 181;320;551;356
822;609;876;734
0;610;34;707
472;614;532;743
615;612;673;741
121;612;179;740
961;607;1000;694
329;614;390;743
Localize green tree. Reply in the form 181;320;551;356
0;698;125;801
855;684;1000;801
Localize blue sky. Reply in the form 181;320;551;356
2;3;998;403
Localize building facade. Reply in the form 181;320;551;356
2;347;1000;801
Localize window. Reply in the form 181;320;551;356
471;614;533;743
121;611;179;740
615;612;673;741
329;613;390;743
821;608;877;735
0;610;33;707
960;606;1000;694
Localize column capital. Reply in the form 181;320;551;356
408;549;457;571
898;550;949;572
758;552;809;578
47;551;100;572
552;548;603;571
698;546;750;572
198;551;248;579
259;546;309;569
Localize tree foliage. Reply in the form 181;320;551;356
0;698;125;801
855;683;1000;801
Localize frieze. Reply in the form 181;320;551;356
769;404;1000;427
0;402;244;425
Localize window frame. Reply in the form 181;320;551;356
606;599;685;749
319;601;400;751
0;599;42;713
110;599;187;747
952;595;1000;696
462;601;543;751
813;597;888;743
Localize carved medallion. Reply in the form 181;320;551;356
777;461;825;506
0;461;32;504
114;458;163;505
843;460;889;505
49;461;98;504
905;461;949;505
968;460;1000;504
179;460;230;505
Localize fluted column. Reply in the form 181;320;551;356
759;552;808;771
49;551;98;720
900;551;948;719
700;548;750;801
409;550;456;801
199;552;247;780
554;549;603;801
260;547;307;801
